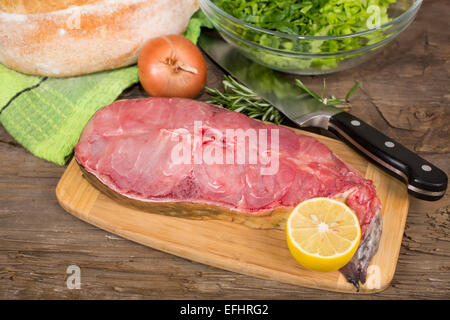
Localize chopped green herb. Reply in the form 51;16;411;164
214;0;395;37
212;0;397;70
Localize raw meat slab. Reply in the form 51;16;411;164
57;129;409;293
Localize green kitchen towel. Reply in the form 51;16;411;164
0;64;139;165
0;9;212;166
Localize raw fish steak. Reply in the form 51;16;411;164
75;98;382;290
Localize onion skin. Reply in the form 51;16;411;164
138;35;207;98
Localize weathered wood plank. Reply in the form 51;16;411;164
0;0;449;299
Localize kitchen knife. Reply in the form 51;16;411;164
198;33;448;201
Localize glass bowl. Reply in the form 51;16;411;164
199;0;423;75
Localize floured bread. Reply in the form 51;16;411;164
0;0;199;77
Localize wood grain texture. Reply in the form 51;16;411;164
0;0;449;299
57;126;408;294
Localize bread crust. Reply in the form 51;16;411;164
0;0;104;14
0;0;199;77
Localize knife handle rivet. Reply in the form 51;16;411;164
350;120;361;126
385;141;395;148
421;164;432;172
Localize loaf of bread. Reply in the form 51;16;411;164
0;0;199;77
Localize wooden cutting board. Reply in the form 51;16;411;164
56;129;409;294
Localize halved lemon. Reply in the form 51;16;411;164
286;197;361;272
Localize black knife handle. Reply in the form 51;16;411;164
328;112;447;201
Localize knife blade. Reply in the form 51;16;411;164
199;32;448;201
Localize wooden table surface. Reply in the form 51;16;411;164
0;1;448;299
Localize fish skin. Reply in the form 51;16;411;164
75;97;383;289
340;209;383;291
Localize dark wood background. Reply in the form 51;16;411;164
0;0;448;299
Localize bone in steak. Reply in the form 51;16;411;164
75;98;382;290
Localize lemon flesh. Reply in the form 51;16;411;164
286;197;361;272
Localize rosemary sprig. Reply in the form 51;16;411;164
206;76;286;124
295;79;360;107
206;75;361;125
